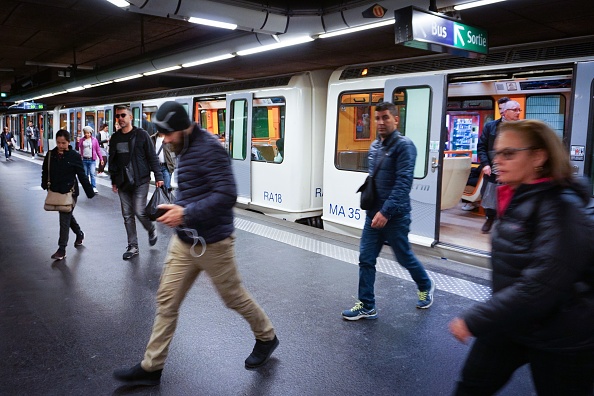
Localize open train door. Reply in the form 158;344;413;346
384;74;447;247
569;61;594;185
226;93;253;202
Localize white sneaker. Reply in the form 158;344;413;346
461;202;476;211
93;187;98;194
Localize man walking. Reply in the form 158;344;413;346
26;120;40;158
108;105;164;259
342;102;434;321
113;102;278;386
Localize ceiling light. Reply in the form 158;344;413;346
237;36;314;56
182;54;235;68
66;86;86;92
114;74;143;82
87;81;114;88
105;0;129;7
143;66;182;76
454;0;506;11
188;17;237;30
318;19;395;39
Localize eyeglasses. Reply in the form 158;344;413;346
504;108;522;112
490;147;535;160
115;113;128;118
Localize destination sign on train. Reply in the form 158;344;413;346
394;6;488;58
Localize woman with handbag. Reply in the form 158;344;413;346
41;129;95;261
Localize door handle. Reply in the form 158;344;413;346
431;156;439;173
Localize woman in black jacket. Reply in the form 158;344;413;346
42;130;95;260
449;120;594;395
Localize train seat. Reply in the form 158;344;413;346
441;156;472;210
462;168;485;204
338;151;368;171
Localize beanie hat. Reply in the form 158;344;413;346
153;101;191;134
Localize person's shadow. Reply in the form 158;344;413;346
112;384;161;395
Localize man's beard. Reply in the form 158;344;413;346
170;140;184;155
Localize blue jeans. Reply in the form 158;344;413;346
82;158;97;188
160;165;171;190
117;182;154;248
358;212;430;309
3;143;12;159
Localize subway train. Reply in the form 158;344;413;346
3;36;594;263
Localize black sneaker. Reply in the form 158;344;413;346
245;336;279;369
149;228;157;246
74;231;84;247
51;249;66;261
113;363;162;386
123;245;139;260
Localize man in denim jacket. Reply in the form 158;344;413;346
342;102;435;321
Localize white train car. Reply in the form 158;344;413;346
322;37;594;263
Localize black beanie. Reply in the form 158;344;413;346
154;101;191;133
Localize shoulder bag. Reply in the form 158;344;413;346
44;151;75;212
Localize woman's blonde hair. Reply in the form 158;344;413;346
498;119;573;184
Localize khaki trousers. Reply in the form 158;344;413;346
141;234;275;371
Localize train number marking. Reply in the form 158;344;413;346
263;191;282;203
329;204;361;220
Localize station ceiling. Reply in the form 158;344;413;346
1;0;593;108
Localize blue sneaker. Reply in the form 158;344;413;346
417;278;435;309
341;301;378;321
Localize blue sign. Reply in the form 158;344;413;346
395;6;488;58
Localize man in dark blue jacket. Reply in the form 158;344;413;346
342;102;434;321
113;102;278;386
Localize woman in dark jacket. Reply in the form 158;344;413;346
449;120;594;395
42;129;95;260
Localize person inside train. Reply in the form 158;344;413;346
78;126;103;195
41;129;95;261
476;97;511;232
449;119;594;395
108;105;164;260
274;137;284;162
342;101;435;321
113;101;278;386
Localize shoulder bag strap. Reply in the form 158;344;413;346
370;135;399;177
46;151;51;188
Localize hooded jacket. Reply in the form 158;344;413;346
463;181;594;352
41;146;94;199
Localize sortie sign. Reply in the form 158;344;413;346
394;6;488;58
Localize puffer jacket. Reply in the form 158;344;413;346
477;118;502;183
367;131;416;219
175;125;236;244
463;181;594;352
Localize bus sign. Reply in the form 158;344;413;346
395;6;488;58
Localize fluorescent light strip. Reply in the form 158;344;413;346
182;53;235;68
66;86;86;93
143;65;182;76
105;0;129;8
237;36;314;56
454;0;506;11
114;74;143;82
188;17;237;30
319;19;395;39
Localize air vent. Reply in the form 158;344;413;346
340;37;594;80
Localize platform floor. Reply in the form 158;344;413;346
0;151;535;395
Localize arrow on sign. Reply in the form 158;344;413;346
454;24;465;46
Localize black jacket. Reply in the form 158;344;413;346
477;118;502;183
175;125;236;244
108;127;163;188
463;181;594;352
41;147;95;199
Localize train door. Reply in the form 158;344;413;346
130;102;142;129
384;75;446;246
226;93;253;201
570;61;594;188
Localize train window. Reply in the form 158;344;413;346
525;95;566;139
46;114;53;140
392;87;431;179
60;113;67;131
252;98;285;163
335;91;383;172
229;99;248;160
85;111;95;131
